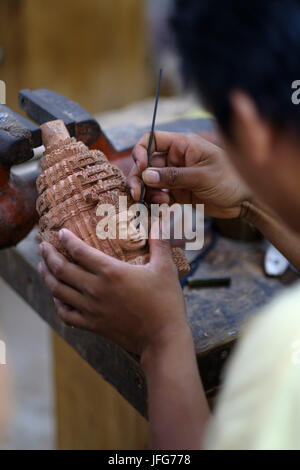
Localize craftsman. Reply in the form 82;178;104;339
38;0;300;449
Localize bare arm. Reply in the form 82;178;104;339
39;226;210;450
142;327;210;450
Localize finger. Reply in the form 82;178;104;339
149;152;168;168
128;149;163;202
132;131;185;173
127;169;172;204
59;229;111;274
38;261;93;313
142;166;203;190
148;220;174;268
131;131;157;172
127;174;143;201
53;298;89;330
40;242;96;294
128;133;178;200
145;188;170;205
129;150;167;182
128;175;172;205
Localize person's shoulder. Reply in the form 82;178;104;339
228;281;300;381
243;281;300;354
204;282;300;449
255;280;300;325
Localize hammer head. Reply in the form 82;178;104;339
0;109;34;167
19;89;101;147
0;87;105;170
0;89;103;168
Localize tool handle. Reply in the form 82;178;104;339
187;276;231;289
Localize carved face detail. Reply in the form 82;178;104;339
108;209;147;252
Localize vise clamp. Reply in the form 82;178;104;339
0;89;127;248
0;88;215;248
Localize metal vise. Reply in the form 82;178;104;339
0;88;215;249
0;106;39;248
0;89;123;249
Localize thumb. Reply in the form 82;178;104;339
142;166;200;190
149;220;173;267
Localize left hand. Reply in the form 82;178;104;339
38;226;188;356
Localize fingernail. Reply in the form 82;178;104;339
53;297;60;307
59;229;65;242
38;244;44;255
132;155;139;170
38;262;44;274
143;169;160;184
130;188;136;200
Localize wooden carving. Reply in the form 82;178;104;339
36;120;189;277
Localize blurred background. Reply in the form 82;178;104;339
0;0;182;114
0;0;199;450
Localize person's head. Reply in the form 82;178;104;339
172;0;300;231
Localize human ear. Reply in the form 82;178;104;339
230;91;273;166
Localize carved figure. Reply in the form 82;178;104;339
36;120;189;276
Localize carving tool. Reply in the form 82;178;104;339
137;69;162;229
139;68;163;208
187;276;231;289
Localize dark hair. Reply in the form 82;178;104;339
171;0;300;136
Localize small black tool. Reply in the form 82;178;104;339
187;276;231;289
138;69;163;212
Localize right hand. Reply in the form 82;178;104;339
128;131;252;219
